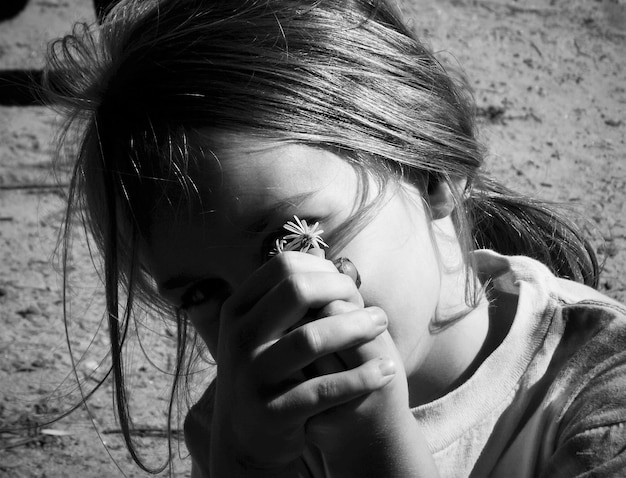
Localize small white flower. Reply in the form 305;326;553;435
270;215;329;256
268;237;287;256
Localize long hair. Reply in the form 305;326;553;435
45;0;599;471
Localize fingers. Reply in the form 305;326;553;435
227;252;339;314
267;357;396;425
223;269;363;352
254;306;388;383
227;253;363;315
336;327;401;372
316;300;400;374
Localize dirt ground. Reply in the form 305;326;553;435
0;0;624;476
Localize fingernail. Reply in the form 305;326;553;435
369;308;387;327
333;257;361;288
378;358;396;377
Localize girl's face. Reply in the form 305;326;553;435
143;137;444;379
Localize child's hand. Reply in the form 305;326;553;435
296;265;438;478
299;307;438;478
208;252;393;475
302;298;413;458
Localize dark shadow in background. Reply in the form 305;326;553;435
0;0;29;22
0;69;43;106
0;0;118;106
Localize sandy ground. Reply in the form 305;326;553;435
0;0;624;476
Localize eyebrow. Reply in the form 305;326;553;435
159;192;318;292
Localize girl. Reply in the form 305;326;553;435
46;0;626;476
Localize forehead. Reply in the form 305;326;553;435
192;136;360;220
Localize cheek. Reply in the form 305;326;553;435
359;205;440;310
362;247;440;332
355;201;442;354
362;246;440;370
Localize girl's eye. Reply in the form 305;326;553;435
180;278;231;310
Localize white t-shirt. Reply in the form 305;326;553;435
414;250;626;477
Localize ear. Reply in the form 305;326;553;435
427;177;467;220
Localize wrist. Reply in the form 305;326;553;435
210;408;303;477
323;408;438;478
210;435;301;478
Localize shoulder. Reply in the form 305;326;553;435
551;290;626;428
473;248;625;330
469;251;626;475
554;275;625;312
552;277;626;377
476;251;626;419
530;267;626;422
474;249;626;357
544;282;626;476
